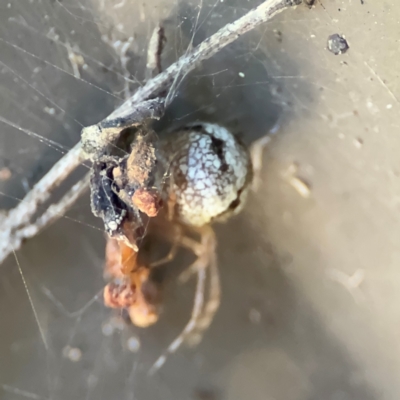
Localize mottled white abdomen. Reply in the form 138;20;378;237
161;123;252;227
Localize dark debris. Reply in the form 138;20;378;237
327;34;349;55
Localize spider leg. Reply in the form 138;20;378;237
178;226;220;347
148;263;207;375
149;221;182;268
185;244;220;347
148;225;220;374
177;225;214;283
149;241;179;268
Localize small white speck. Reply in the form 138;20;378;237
289;177;311;198
386;104;393;109
238;72;245;78
127;336;141;352
366;99;379;114
310;34;316;38
44;107;55;115
353;138;363;148
108;221;118;231
63;346;82;362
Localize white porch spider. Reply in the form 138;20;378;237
84;116;265;373
80;21;272;374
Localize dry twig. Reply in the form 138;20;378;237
0;0;302;264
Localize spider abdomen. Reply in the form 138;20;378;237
162;123;252;227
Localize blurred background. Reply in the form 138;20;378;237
0;0;398;399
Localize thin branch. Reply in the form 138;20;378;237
0;0;301;264
19;173;91;239
0;145;83;263
5;144;83;231
1;173;90;263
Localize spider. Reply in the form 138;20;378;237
87;119;259;372
80;17;267;373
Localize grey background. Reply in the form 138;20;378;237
0;1;398;399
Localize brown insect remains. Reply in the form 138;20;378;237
103;227;160;328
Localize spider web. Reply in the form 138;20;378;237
0;0;393;399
